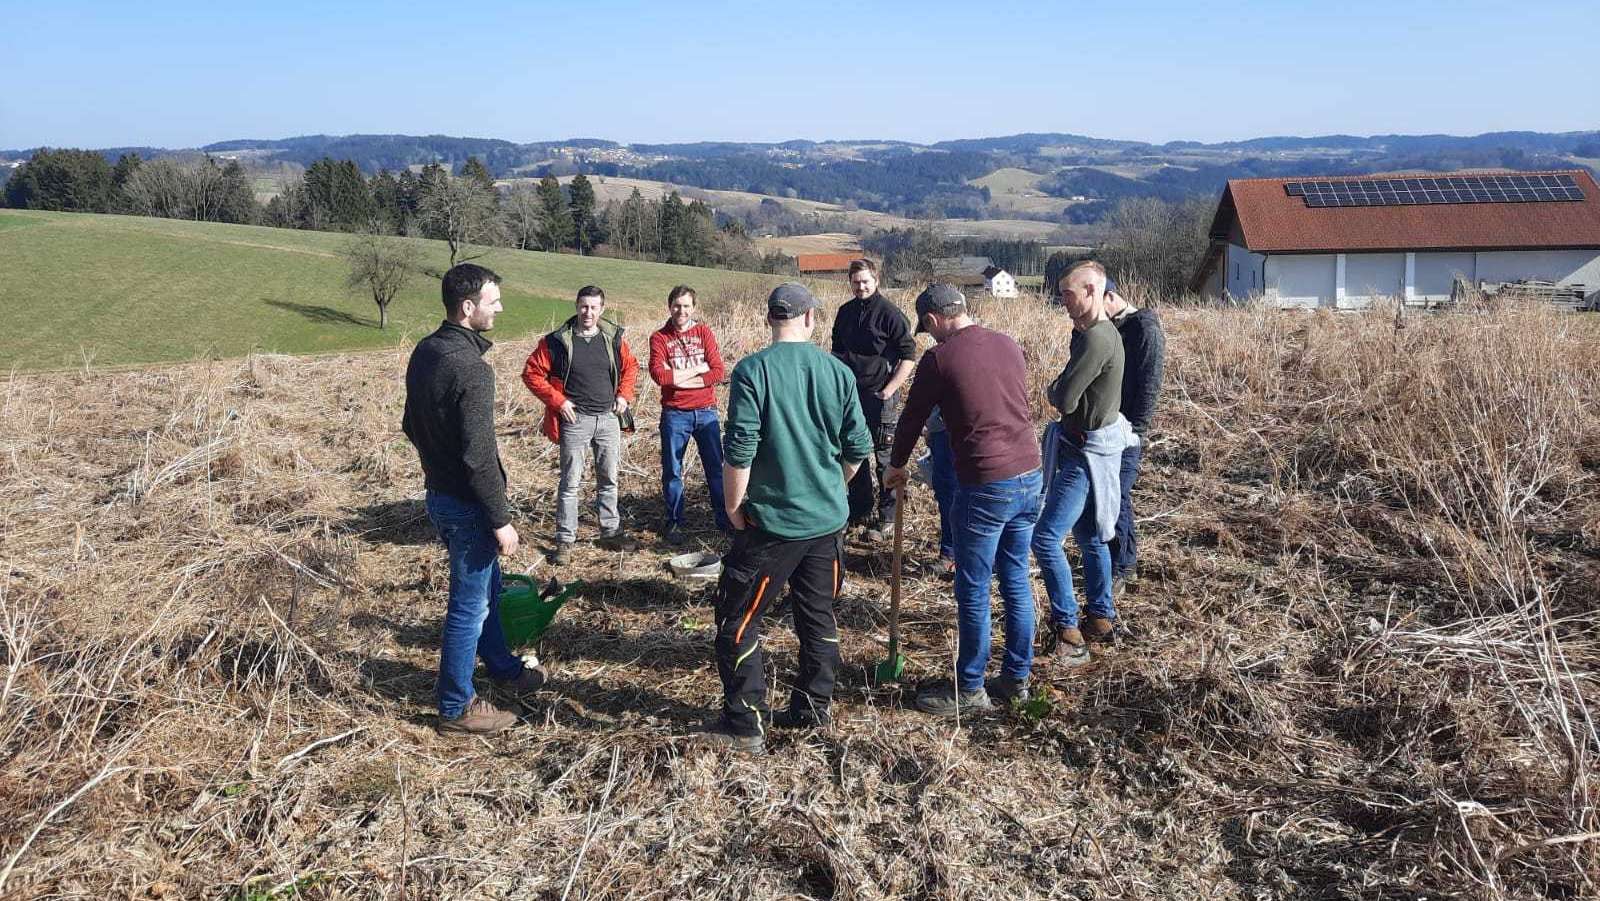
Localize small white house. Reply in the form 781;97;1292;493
982;265;1018;298
1191;170;1600;308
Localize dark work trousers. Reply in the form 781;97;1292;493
713;526;845;736
847;387;902;525
1107;440;1144;579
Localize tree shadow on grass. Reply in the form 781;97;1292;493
263;299;378;328
339;498;436;546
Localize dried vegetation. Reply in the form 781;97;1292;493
2;286;1597;899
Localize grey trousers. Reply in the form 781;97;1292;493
556;411;622;543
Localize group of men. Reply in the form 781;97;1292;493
402;259;1163;744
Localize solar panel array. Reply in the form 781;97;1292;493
1285;174;1583;208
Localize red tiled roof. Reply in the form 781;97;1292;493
1213;170;1600;253
795;253;859;272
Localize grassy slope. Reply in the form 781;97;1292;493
0;210;780;370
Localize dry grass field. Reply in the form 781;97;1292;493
2;288;1598;898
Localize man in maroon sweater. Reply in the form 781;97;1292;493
885;284;1044;716
648;285;732;543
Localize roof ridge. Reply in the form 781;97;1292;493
1228;169;1590;185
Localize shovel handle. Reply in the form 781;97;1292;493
889;484;905;649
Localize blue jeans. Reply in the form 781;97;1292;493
952;468;1043;692
927;429;957;560
426;490;523;719
1031;443;1115;628
660;407;732;531
1108;442;1143;579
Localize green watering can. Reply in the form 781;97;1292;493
499;574;582;650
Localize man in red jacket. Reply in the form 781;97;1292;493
521;286;640;564
648;285;732;544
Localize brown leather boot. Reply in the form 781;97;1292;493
1083;616;1117;645
438;696;518;735
1044;626;1090;666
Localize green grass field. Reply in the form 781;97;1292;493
0;210;780;370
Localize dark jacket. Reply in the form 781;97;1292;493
402;322;511;528
829;292;916;393
1112;306;1166;434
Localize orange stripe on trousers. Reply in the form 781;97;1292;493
733;576;770;646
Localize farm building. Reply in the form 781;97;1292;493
1190;170;1600;308
795;253;860;275
983;265;1018;298
929;256;994;288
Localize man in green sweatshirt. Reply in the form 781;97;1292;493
699;283;874;753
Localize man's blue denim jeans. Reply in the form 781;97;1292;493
952;468;1043;692
927;428;957;560
426;490;523;719
660;407;732;531
1031;442;1115;628
1108;441;1144;579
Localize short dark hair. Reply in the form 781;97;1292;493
667;285;696;305
576;285;606;304
848;259;877;278
441;263;501;315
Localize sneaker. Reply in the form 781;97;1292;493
437;696;517;735
1112;574;1128;600
989;674;1030;705
663;524;688;547
938;557;957;580
597;530;639;552
549;542;574;566
1083;616;1118;645
695;719;765;754
914;680;991;717
494;664;548;697
863;526;888;544
1043;626;1091;666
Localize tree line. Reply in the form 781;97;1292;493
1;148;788;275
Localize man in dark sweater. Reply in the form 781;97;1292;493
885;284;1043;715
830;259;916;542
1032;261;1126;665
699;283;873;754
1105;290;1165;589
403;263;545;735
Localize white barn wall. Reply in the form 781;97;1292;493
1266;254;1334;308
1414;252;1477;300
1225;244;1266;299
1475;250;1600;300
1340;253;1406;308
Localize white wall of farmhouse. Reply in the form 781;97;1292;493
1254;249;1600;307
1224;243;1266;299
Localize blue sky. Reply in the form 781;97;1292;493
1;0;1594;149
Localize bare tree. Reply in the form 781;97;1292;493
342;230;419;330
502;183;545;251
418;175;504;268
122;159;189;219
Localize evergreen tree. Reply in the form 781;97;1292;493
659;191;687;263
369;169;402;231
4;148;114;212
568;173;597;254
109;153;142;211
536;175;574;251
217;160;259;224
459;156;495;192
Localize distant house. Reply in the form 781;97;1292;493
930;255;993;288
982;265;1018;298
795;253;859;275
1191;169;1600;308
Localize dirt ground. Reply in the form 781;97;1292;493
2;293;1596;899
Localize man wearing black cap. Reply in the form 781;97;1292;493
700;283;875;753
830;259;916;543
884;284;1044;715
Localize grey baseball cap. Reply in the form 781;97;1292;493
914;283;966;333
767;282;819;320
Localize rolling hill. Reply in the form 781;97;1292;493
0;211;783;370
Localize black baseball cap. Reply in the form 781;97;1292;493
914;283;966;333
767;283;819;320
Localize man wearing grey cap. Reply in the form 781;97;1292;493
885;284;1044;715
699;283;874;753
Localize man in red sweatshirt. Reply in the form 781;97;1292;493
648;285;732;543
